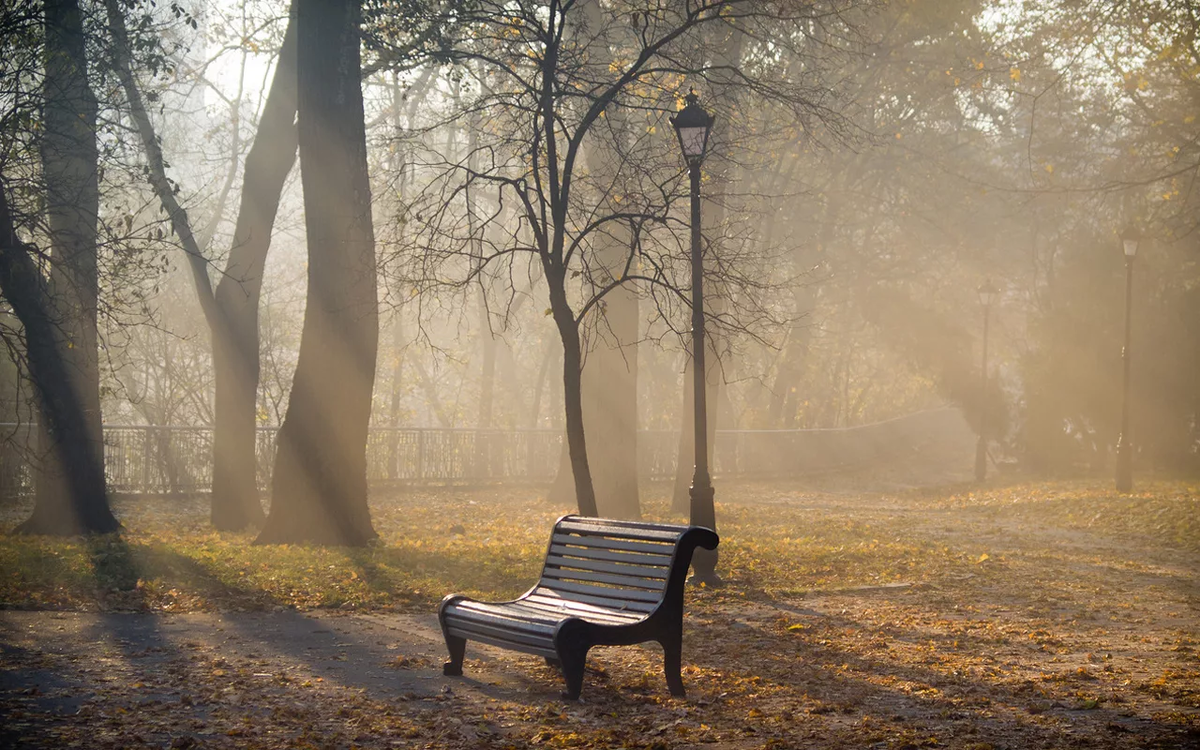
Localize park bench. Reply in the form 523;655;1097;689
437;514;719;699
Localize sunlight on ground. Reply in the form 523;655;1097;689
0;478;1195;612
1;478;1198;748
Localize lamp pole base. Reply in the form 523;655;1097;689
974;436;987;482
1115;436;1133;493
688;481;720;586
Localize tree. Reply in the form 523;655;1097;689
209;10;299;530
104;0;300;531
256;0;379;545
2;0;118;535
395;0;853;517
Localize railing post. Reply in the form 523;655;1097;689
417;429;426;481
142;426;152;492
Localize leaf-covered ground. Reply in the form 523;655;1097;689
1;476;1198;748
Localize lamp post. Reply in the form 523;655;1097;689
1116;227;1139;493
975;280;1000;482
671;91;720;585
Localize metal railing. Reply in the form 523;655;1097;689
0;408;970;496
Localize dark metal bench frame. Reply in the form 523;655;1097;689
437;514;719;699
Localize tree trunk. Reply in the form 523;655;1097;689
210;12;298;531
106;1;298;530
548;0;640;518
6;0;116;535
549;270;598;518
256;0;379;546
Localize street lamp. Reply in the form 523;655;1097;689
1116;227;1139;492
670;90;720;585
975;279;1000;482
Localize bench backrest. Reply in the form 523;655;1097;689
536;515;701;616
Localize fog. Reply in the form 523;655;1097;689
0;0;1196;539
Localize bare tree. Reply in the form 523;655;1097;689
394;0;851;516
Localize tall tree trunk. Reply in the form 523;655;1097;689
547;0;640;518
8;0;116;535
256;0;379;546
550;275;598;518
210;13;298;530
106;1;299;530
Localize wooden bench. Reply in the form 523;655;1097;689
437;514;719;699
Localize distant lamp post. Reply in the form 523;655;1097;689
670;90;720;586
1116;227;1139;492
975;279;1000;482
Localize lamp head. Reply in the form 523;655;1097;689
977;279;1001;308
670;90;714;164
1121;226;1140;257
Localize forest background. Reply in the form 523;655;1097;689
0;0;1197;541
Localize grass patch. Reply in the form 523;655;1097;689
0;479;1196;613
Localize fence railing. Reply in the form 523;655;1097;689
0;408;971;496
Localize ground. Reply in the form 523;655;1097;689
1;471;1198;749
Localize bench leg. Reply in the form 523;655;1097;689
442;633;466;677
662;636;685;697
557;644;587;700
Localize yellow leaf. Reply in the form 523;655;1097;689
787;623;806;631
1044;163;1054;174
976;553;990;563
1010;67;1021;82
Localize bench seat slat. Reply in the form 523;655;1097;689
550;532;675;556
447;602;559;628
446;620;554;651
447;626;558;659
547;543;674;569
555;519;685;543
510;599;644;625
544;553;670;580
539;578;664;604
541;567;667;592
534;579;661;607
528;587;658;614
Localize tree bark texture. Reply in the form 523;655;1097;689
548;267;599;518
210;12;298;531
257;0;379;545
8;0;117;535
